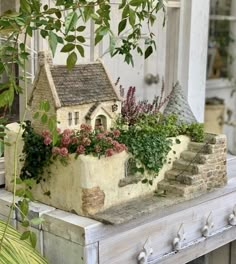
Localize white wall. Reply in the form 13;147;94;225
178;0;210;122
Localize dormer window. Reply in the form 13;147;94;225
68;112;72;126
74;111;79;125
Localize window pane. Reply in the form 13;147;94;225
207;0;233;79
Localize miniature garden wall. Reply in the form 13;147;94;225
4;122;190;216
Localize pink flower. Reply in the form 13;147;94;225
94;145;101;153
71;137;79;144
80;124;92;132
42;130;50;138
80;124;86;130
62;135;71;146
105;148;114;157
96;133;104;140
82;137;91;146
44;136;52;145
113;129;120;138
63;129;73;136
112;141;127;153
104;130;109;135
106;137;113;144
52;147;60;155
57;128;61;134
60;147;68;156
76;145;85;154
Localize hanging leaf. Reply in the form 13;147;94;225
145;46;153;59
20;231;30;241
76;36;86;43
118;19;127;35
76;45;84;57
52;131;58;145
77;26;86;32
130;0;142;6
20;0;31;14
48;31;58;56
30;232;37;248
66;52;77;70
60;44;75;53
129;9;136;27
65;11;78;35
65;35;76;42
41;113;48;124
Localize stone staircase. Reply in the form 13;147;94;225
157;134;227;198
0;157;5;186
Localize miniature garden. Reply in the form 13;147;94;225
0;0;229;263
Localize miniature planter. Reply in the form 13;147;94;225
4;123;190;216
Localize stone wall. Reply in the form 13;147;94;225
158;134;227;198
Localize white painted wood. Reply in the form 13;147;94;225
42;209;102;246
155;226;236;264
210;15;236;21
178;0;210;122
43;231;98;264
165;6;180;94
98;191;236;263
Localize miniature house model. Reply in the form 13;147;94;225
29;51;122;132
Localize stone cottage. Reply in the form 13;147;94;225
29;51;122;132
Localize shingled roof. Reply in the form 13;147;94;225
49;62;120;107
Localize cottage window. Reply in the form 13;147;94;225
125;158;137;177
68;112;73;126
95;115;107;130
74;111;79;125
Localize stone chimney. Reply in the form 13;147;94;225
38;51;53;67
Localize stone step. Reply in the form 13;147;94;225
0;170;5;186
157;180;191;197
165;169;203;185
188;142;212;154
157;180;207;197
172;159;203;175
180;150;208;164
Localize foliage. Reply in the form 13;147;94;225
20;121;53;183
121;82;173;125
115;87;205;177
0;220;47;264
179;123;205;143
118;121;173;177
20;122;127;183
0;0;166;111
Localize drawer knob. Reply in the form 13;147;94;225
137;238;153;264
228;205;236;226
202;212;214;237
